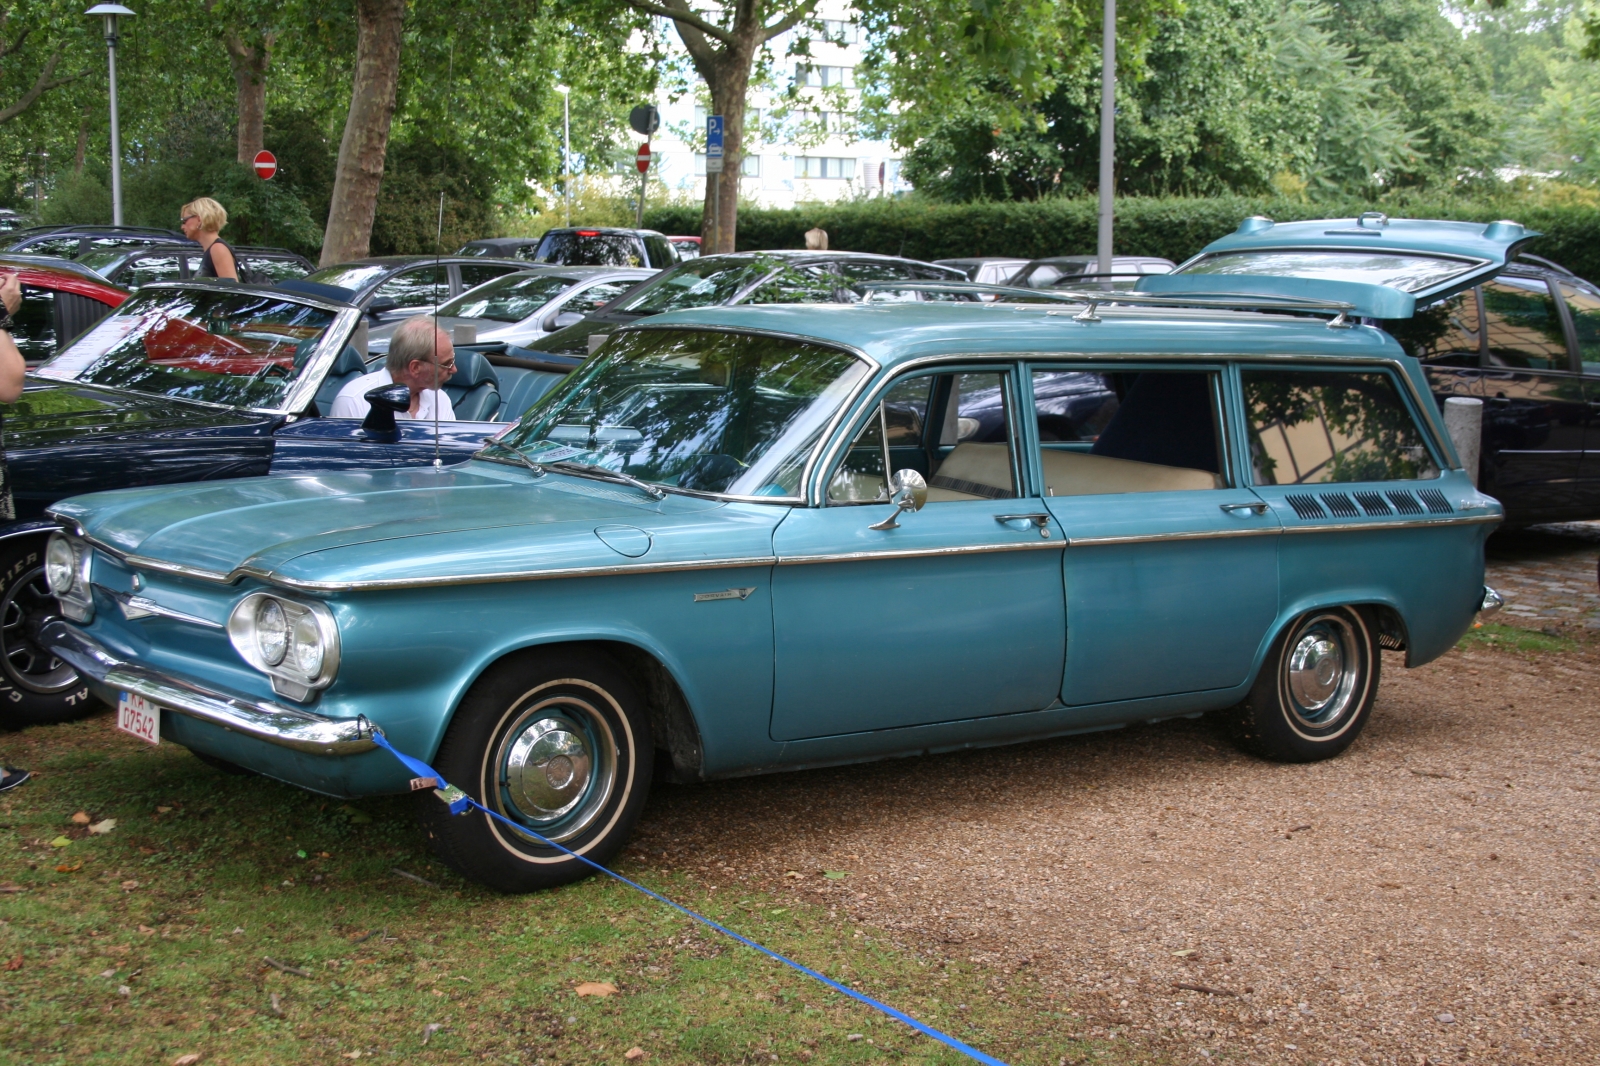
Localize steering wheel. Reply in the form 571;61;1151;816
254;362;293;382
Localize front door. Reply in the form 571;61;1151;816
769;366;1067;741
1029;367;1281;709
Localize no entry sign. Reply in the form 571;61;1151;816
635;143;651;174
253;150;277;180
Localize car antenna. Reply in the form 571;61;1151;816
431;42;455;471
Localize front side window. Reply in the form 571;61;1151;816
497;328;869;497
34;288;337;409
1482;278;1568;371
828;371;1017;504
374;265;448;309
1560;282;1600;374
562;280;635;316
441;273;575;323
1243;368;1439;484
1033;369;1224;495
1180;250;1479;293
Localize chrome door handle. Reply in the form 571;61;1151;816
995;513;1051;526
1220;502;1268;515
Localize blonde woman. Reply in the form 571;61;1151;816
179;197;238;281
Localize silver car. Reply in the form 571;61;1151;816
366;265;654;354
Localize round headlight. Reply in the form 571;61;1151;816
255;598;288;666
45;537;77;595
289;612;324;677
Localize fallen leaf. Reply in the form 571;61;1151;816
71;811;91;825
173;1055;203;1065
575;981;619;997
99;969;116;978
0;884;25;893
824;871;849;880
784;870;802;878
49;836;72;848
342;1051;362;1059
422;1023;443;1045
847;1033;864;1042
89;819;117;835
55;863;82;873
156;806;173;813
138;925;156;935
1172;949;1196;957
268;992;284;1018
118;985;131;997
3;953;21;971
120;880;139;891
625;1048;646;1061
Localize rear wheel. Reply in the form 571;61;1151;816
0;537;98;730
419;647;653;893
1223;606;1379;763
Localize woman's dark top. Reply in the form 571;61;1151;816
199;239;236;280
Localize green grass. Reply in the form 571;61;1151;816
1456;621;1580;654
0;716;1130;1065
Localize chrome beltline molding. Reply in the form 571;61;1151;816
1062;511;1499;547
39;620;374;755
776;539;1066;566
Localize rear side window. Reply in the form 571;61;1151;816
644;235;674;268
1558;282;1600;374
374;265;448;309
534;232;645;267
1242;369;1438;484
241;255;309;285
1481;279;1568;371
563;280;635;316
1384;289;1482;368
126;254;184;288
25;237;82;258
458;262;522;290
10;286;56;362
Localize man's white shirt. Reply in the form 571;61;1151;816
329;368;455;421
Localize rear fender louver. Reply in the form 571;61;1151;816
1320;492;1360;518
1417;488;1453;514
1385;491;1424;515
1283;493;1326;519
1352;491;1392;516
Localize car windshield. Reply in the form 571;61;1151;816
33;288;338;409
1178;251;1478;292
439;273;576;322
306;263;389;293
613;257;783;313
495;327;870;497
534;232;644;267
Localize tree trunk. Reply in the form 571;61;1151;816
74;113;89;175
702;61;753;253
320;0;406;267
225;33;274;164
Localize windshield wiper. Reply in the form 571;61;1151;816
546;460;667;500
472;436;546;476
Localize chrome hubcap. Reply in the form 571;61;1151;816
494;695;617;844
1284;615;1359;728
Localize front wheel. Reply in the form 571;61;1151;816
1223;606;1380;763
0;536;98;730
419;647;653;893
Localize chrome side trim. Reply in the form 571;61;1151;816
39;621;375;755
1280;514;1500;535
1062;512;1499;548
98;586;225;628
776;540;1065;566
1065;526;1283;547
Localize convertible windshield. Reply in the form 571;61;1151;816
1178;251;1478;292
496;328;869;497
614;257;788;313
439;273;576;322
34;288;337;409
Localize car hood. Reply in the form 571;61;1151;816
50;463;778;590
4;380;267;449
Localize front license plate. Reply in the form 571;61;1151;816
116;692;161;745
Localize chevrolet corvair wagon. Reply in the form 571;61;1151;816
40;231;1511;891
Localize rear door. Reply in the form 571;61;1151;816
1554;278;1600;512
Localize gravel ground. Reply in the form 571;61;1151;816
631;530;1600;1066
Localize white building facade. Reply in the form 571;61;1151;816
639;5;910;210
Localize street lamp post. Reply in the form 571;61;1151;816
556;85;571;227
1096;0;1115;280
85;4;135;227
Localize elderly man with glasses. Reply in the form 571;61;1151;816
330;316;458;421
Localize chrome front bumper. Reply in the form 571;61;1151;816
1479;585;1504;617
43;621;376;756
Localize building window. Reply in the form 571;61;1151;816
696;154;762;176
694;105;760;127
820;19;859;43
795;156;856;180
795;64;852;88
794;109;848;131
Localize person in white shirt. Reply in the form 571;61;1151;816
330;315;458;421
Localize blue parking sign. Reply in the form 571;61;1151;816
706;115;724;173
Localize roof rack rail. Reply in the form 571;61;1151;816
855;280;1358;327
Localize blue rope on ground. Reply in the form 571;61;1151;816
365;727;1011;1066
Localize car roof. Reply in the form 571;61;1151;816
0;255;130;302
540;226;665;237
628;300;1403;370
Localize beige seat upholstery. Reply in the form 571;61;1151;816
927;442;1015;501
1040;447;1222;495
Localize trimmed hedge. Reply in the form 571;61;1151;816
645;195;1600;281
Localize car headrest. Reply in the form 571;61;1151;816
445;348;498;389
328;345;368;376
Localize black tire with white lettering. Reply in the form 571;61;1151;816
418;646;653;893
1223;606;1380;763
0;536;97;730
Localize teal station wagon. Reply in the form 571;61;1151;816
40;220;1514;892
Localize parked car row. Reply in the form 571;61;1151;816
28;215;1521;893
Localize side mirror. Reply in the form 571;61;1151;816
367;296;399;319
549;311;584;330
867;469;928;530
360;383;411;442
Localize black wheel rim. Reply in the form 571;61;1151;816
0;564;78;695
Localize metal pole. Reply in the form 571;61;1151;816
637;154;647;227
106;14;123;226
1095;0;1115;279
712;177;721;254
562;89;571;227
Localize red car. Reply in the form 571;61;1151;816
0;255;129;365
